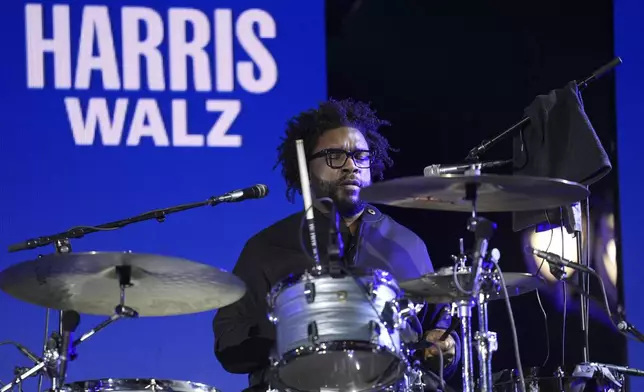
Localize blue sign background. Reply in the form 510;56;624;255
0;1;326;391
615;0;644;388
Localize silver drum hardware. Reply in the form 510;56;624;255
62;378;221;392
267;267;410;392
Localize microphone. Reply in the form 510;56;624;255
13;343;40;364
59;310;81;386
210;184;269;204
424;160;510;176
525;246;595;275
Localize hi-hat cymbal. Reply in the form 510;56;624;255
0;252;246;316
361;174;589;212
400;267;545;303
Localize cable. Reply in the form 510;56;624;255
37;308;50;392
533;211;555;277
490;260;526;392
560;211;567;369
532;212;552;369
537;246;638;344
0;341;30;392
534;289;550;367
583;198;591;359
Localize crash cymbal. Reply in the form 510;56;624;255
400;266;545;303
0;252;246;316
361;174;589;212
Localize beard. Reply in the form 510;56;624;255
311;176;367;218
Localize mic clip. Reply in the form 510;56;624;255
616;314;644;343
548;262;569;281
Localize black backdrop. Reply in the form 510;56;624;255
324;0;626;389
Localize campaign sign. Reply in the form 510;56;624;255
0;1;326;391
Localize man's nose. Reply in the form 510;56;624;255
342;156;359;172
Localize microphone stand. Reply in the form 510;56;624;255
4;190;249;390
461;58;622;370
0;303;137;392
532;250;644;391
464;57;622;162
8;192;253;253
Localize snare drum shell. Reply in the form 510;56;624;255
269;270;403;356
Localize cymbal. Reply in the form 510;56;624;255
400;267;545;303
361;174;589;212
0;252;246;316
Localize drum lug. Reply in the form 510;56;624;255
304;282;316;303
381;302;400;332
369;320;381;343
367;282;377;299
268;312;278;324
308;321;319;343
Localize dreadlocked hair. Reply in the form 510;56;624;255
274;98;397;203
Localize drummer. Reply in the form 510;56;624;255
213;98;461;391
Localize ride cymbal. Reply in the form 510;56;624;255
0;252;246;316
361;174;589;212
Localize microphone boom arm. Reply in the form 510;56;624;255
7;185;268;253
465;57;622;162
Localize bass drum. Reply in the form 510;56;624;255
267;267;410;392
63;379;221;392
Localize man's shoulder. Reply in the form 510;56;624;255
245;210;303;246
373;207;424;243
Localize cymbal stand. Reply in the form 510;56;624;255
464;166;499;392
449;240;476;392
0;304;137;392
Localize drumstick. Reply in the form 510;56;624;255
295;139;320;264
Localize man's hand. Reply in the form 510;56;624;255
422;328;456;365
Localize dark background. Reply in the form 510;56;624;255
324;0;626;389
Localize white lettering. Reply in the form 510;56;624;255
74;6;121;90
126;99;170;146
25;4;71;89
65;97;128;145
168;8;212;92
236;9;278;94
172;100;204;146
206;100;241;147
122;7;165;91
214;9;234;92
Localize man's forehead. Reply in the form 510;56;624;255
318;126;368;147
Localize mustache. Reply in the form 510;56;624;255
337;177;361;186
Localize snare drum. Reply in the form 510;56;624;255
267;267;409;392
63;379;221;392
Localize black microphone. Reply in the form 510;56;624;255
210;184;269;204
13;343;40;364
59;310;81;385
525;246;595;275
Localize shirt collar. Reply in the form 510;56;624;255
312;199;384;224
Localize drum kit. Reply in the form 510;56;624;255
0;167;595;392
0;57;633;392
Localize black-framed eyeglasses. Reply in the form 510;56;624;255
309;148;373;169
